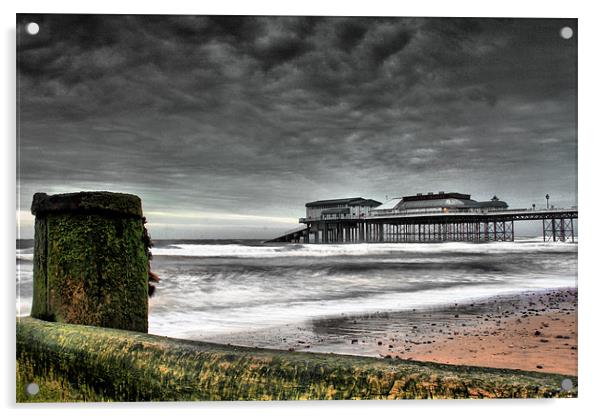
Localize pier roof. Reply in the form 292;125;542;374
372;192;508;211
305;197;382;208
377;198;403;210
402;192;471;202
400;198;479;210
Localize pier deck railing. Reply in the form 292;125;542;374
367;207;574;218
303;207;577;222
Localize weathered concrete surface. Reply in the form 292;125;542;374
16;317;577;402
30;191;148;332
31;191;143;218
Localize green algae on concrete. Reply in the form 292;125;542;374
30;192;149;333
16;317;577;402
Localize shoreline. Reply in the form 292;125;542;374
373;287;577;375
198;287;577;376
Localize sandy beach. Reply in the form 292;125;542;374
374;288;577;375
204;288;577;376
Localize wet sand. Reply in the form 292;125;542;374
201;288;577;376
374;288;577;375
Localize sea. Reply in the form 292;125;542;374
16;237;577;353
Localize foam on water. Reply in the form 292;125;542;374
152;238;576;259
16;249;34;316
15;238;578;341
16;247;33;261
149;282;573;339
147;238;576;339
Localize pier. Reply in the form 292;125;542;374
270;193;577;243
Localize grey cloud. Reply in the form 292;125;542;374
17;15;577;238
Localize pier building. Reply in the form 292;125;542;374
305;197;382;221
269;191;577;244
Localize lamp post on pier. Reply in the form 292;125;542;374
546;194;550;209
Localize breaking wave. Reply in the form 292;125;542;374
15;238;578;339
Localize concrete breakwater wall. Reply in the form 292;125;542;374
16;317;577;401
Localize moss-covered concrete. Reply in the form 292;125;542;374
31;191;143;218
30;192;148;332
16;317;577;402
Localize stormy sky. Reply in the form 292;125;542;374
16;15;577;239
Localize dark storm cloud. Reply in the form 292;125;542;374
17;15;577;238
368;27;413;65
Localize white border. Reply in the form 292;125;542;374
3;1;601;416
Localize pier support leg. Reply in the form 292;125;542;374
571;218;575;242
558;220;564;241
542;220;546;242
543;219;562;242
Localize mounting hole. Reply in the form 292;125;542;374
560;26;573;40
26;22;40;35
561;378;574;391
26;382;39;396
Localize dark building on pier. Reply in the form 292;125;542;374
305;197;382;221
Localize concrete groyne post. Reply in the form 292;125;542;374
30;191;149;333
